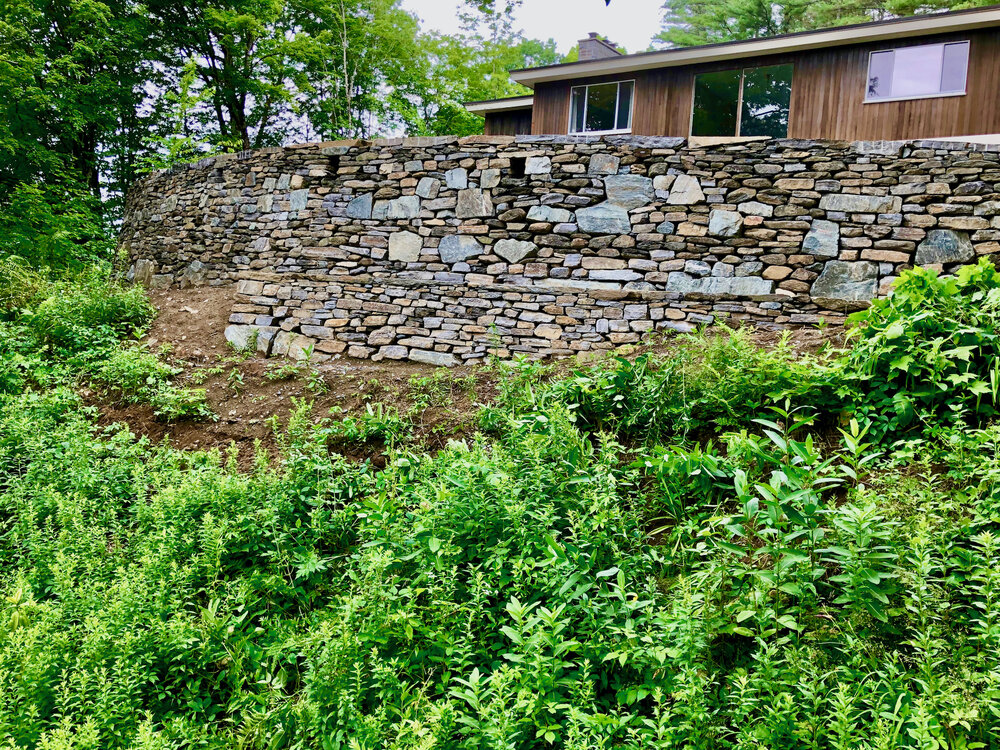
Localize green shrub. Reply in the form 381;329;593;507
28;270;154;354
88;346;212;421
840;258;1000;435
511;328;829;442
0;256;49;313
89;346;179;394
148;384;213;421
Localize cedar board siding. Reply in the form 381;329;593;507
484;109;533;136
530;28;1000;140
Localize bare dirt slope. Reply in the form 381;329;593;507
93;285;499;464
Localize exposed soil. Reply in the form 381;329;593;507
90;284;840;465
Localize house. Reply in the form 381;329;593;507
466;6;1000;142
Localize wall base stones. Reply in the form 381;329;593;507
119;134;1000;363
223;271;830;365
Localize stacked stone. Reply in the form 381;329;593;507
120;134;1000;363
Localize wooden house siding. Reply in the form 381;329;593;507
530;27;1000;140
484;109;533;136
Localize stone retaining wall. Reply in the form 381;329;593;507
120;134;1000;363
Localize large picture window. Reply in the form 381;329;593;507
692;65;793;138
569;80;634;134
866;41;969;102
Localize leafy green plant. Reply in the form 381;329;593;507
264;362;303;381
821;502;900;622
841;259;1000;435
326;403;410;446
27;269;154;355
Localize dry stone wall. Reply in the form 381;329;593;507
120;134;1000;364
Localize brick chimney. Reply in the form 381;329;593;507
578;32;623;61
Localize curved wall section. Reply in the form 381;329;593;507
120;134;1000;362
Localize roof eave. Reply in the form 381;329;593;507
511;8;1000;88
464;96;535;114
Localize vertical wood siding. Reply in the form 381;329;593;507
484;109;533;136
529;28;1000;140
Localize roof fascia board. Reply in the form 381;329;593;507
511;9;1000;87
465;96;534;114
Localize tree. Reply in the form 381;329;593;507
296;0;425;140
0;0;158;199
410;32;561;137
656;0;997;47
655;0;812;46
144;0;307;151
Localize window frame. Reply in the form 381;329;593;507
567;79;636;135
863;40;970;104
688;64;793;139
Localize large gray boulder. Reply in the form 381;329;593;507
576;203;631;234
445;168;468;189
604;175;654;210
416;177;441;199
386;195;421;220
346;193;373;219
819;193;902;214
389;231;422;262
179;260;208;288
131;259;157;287
527;205;573;223
802;219;840;258
438;235;482;263
916;229;975;265
666;174;705;205
811;261;878;305
708;210;743;237
225;325;257;352
494;239;537;264
289;189;310;211
588;153;620;175
456;189;493;219
525;156;551;175
409;349;459;367
667;273;773;296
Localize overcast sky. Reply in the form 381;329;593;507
399;0;666;54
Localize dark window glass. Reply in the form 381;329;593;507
616;81;634;130
740;64;793;137
692;70;740;137
585;83;617;132
570;87;586;132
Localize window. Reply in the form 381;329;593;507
866;41;969;102
692;65;793;138
569;81;634;134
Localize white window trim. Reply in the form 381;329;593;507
863;91;966;105
568;79;636;135
863;41;970;104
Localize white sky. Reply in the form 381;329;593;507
399;0;666;55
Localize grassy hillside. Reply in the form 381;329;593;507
3;257;1000;748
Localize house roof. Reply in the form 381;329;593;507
464;96;534;115
510;5;1000;88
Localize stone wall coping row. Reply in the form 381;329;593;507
237;270;798;304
